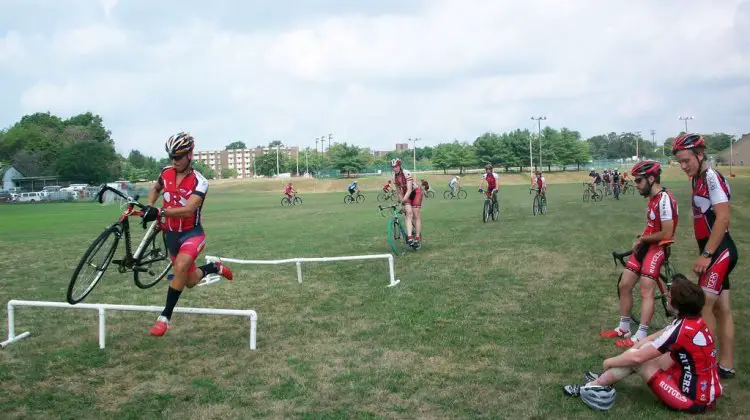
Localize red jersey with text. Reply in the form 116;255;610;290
483;172;499;190
284;185;293;194
394;169;418;196
535;176;545;189
691;168;730;241
652;317;722;406
158;167;209;232
641;189;678;238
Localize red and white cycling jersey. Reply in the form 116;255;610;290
692;168;730;241
641;189;678;238
394;169;418;196
651;317;722;406
158;167;209;232
535;176;545;189
483;172;499;191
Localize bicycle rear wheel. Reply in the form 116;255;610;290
377;192;387;202
533;195;539;215
540;197;547;214
344;195;353;204
458;190;468;199
443;191;452;199
491;201;499;220
67;224;121;304
426;190;435;198
133;229;172;289
616;273;672;329
281;197;291;206
483;200;490;222
582;190;590;202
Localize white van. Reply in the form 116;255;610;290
15;192;46;203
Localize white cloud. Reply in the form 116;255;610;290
3;0;750;157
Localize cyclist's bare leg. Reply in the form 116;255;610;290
404;204;414;238
714;291;735;369
412;207;421;239
617;269;638;327
637;276;656;339
170;253;193;291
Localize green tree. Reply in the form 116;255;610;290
704;133;734;154
225;141;247;150
328;143;370;176
221;168;238;178
255;151;287;177
128;150;148;169
55;141;120;183
63;112;112;144
446;141;476;174
474;132;504;166
432;144;451;173
192;161;216;179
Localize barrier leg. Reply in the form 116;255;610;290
98;308;106;349
387;255;401;287
0;303;31;349
296;260;303;284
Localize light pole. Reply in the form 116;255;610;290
296;146;299;176
328;133;333;147
276;144;280;176
531;116;546;170
315;138;319;154
409;137;421;172
678;116;694;133
305;148;309;175
651;129;659;157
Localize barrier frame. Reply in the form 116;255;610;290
0;300;257;350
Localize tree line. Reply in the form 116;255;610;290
0;111;740;184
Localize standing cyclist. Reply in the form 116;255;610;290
391;158;423;249
141;132;234;337
672;133;738;379
600;160;678;347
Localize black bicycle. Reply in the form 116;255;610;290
67;186;172;304
481;190;499;222
611;241;676;328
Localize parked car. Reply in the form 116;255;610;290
14;192;46;203
0;190;12;203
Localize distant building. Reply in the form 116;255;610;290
395;143;409;152
194;146;299;178
715;133;749;167
371;150;390;157
0;165;24;190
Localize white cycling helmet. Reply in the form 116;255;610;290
580;384;616;411
165;132;195;156
390;158;402;167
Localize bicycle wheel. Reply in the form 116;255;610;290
443;191;452;200
594;189;603;202
582;190;590;202
616;273;672;329
377;192;387;202
67;224;121;304
426;190;435;198
533;195;539;215
344;195;353;204
540;197;547;214
387;219;402;255
293;197;303;205
483;200;490;222
356;194;365;203
614;185;620;200
133;229;171;289
281;197;290;206
492;201;499;220
458;190;468;199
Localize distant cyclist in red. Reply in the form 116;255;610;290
141;132;234;337
600;160;678;348
672;133;738;379
564;275;723;413
284;182;297;201
383;179;393;194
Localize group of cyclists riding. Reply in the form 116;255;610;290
588;168;632;198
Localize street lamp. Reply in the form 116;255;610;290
409;137;421;172
276;144;280;176
678;116;694;133
531;116;546;170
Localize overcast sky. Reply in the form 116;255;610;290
1;0;748;157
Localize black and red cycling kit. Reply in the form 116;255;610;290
158;166;210;272
647;316;722;412
394;169;422;208
691;168;737;294
625;188;678;280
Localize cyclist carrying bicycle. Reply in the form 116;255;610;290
347;180;359;197
600;160;678;348
284;182;297;202
672;133;738;379
392;158;422;249
141;132;234;337
479;164;499;206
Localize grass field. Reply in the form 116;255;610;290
0;169;748;419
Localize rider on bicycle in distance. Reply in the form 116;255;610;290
284;182;297;202
480;164;499;206
533;170;547;199
347;180;359;197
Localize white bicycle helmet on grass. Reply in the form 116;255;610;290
580;384;616;411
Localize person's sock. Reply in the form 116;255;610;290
618;317;631;333
161;286;182;320
635;324;649;341
198;263;218;276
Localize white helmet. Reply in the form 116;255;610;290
165;132;195;156
580;384;616;411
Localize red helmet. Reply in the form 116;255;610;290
671;133;706;154
631;160;661;177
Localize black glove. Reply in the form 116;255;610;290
141;206;161;223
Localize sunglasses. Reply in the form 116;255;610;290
170;153;188;161
634;177;645;184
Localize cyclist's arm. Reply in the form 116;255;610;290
603;342;661;369
640;219;674;245
163;195;204;218
702;202;730;256
146;181;163;206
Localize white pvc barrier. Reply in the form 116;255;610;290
0;300;257;350
199;253;401;288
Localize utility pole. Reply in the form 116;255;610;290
409;137;421;172
296;146;299;176
315;138;319;154
650;129;659;157
305;148;309;175
678;115;694;133
531;116;546;170
276;144;280;176
328;133;333;147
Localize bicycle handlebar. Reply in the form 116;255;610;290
96;185;146;209
377;203;401;217
612;249;633;267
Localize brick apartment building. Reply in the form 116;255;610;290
716;133;749;167
195;146;299;178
